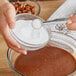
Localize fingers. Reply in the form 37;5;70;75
0;2;27;55
66;23;76;30
9;45;27;55
67;19;72;24
68;15;76;23
66;15;76;30
4;3;16;29
2;23;27;55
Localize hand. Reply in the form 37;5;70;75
0;1;27;55
66;15;76;30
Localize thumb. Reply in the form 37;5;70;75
4;3;16;29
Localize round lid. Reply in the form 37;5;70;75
11;19;49;46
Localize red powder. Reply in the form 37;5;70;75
11;1;35;15
14;46;76;76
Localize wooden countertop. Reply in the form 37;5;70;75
0;0;65;75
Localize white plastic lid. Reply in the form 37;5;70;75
12;19;49;46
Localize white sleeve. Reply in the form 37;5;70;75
46;0;76;40
48;0;76;20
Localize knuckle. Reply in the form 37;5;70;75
8;19;15;25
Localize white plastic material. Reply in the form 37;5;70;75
10;14;49;51
32;19;42;29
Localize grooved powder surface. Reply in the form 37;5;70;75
14;46;76;76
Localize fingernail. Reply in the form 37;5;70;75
67;20;72;24
9;24;15;29
17;45;21;48
11;23;15;29
9;20;16;29
70;15;73;17
23;51;27;55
